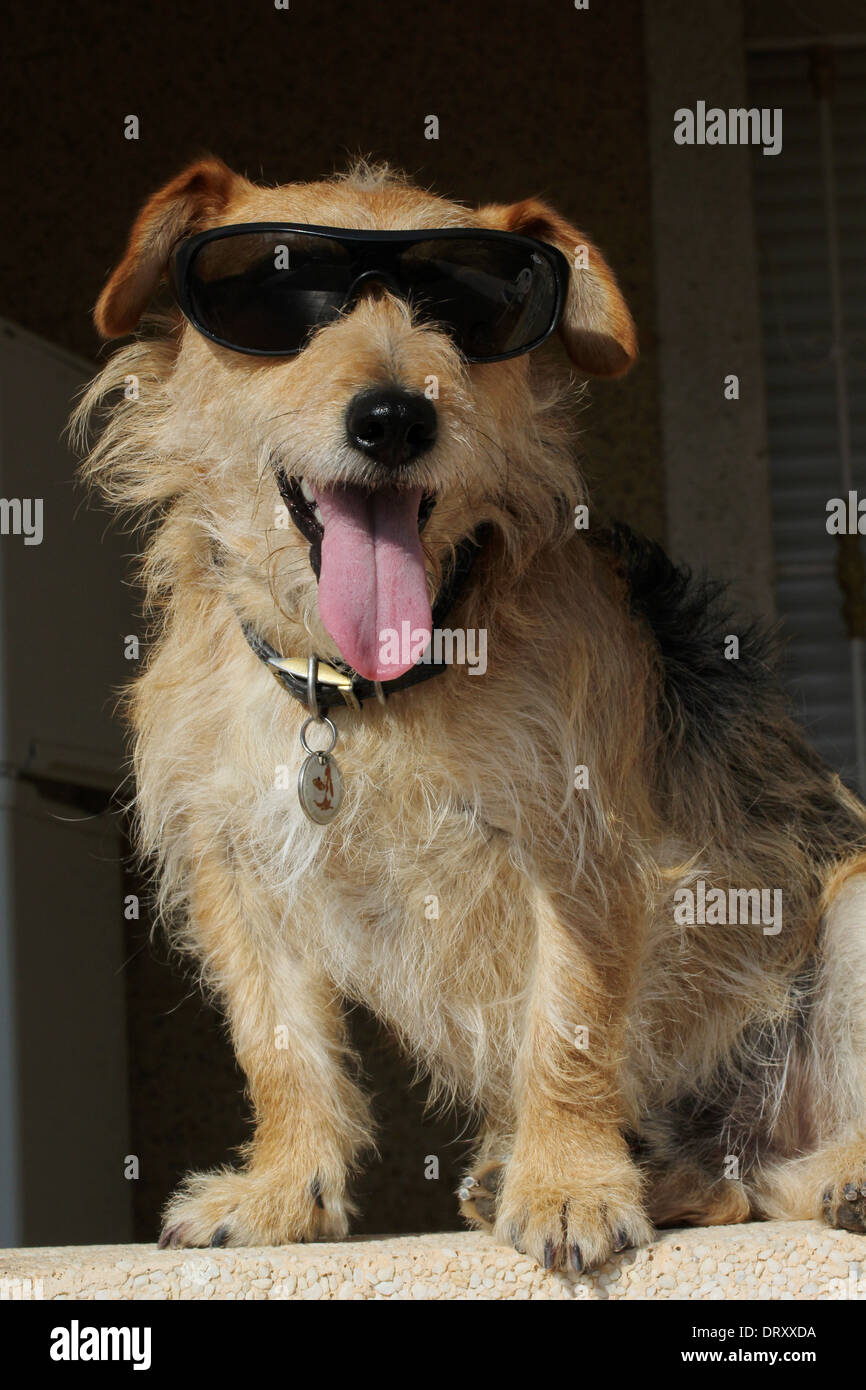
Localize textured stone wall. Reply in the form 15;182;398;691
3;1222;864;1300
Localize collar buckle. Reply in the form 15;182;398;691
307;656;320;718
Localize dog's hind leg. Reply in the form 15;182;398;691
753;856;866;1232
459;1159;507;1230
458;1125;512;1230
159;846;374;1248
643;1162;752;1228
756;1134;866;1231
628;1108;752;1228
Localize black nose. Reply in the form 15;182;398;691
345;388;437;467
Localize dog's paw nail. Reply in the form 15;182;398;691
543;1238;558;1270
844;1183;859;1204
823;1186;833;1204
613;1228;629;1252
569;1244;584;1274
158;1223;190;1249
210;1224;230;1247
310;1177;324;1210
834;1205;866;1232
484;1164;506;1194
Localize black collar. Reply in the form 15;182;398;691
242;524;489;713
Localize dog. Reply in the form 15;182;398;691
75;156;866;1272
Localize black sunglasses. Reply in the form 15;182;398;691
170;223;569;364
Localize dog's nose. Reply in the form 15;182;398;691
345;388;437;467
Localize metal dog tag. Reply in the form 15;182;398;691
298;750;344;824
297;714;343;824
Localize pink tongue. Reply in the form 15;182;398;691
313;484;431;681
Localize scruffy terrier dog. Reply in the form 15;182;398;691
76;157;866;1272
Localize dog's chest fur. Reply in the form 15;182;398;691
246;696;537;1106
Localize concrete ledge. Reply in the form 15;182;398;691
2;1222;865;1300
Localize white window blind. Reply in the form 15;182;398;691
748;43;866;793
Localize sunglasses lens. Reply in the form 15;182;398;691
184;232;353;352
400;237;560;359
177;228;562;360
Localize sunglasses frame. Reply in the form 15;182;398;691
170;222;571;364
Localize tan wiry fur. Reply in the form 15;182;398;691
74;157;866;1269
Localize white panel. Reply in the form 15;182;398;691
0;777;132;1245
0;318;133;781
0;320;135;1244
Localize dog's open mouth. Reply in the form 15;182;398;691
278;473;437;682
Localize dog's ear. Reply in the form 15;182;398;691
476;197;637;376
94;156;245;338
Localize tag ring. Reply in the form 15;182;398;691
300;715;338;757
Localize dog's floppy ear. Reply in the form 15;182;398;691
94;156;244;338
477;197;637;376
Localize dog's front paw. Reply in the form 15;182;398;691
822;1172;866;1233
158;1165;352;1248
494;1160;653;1273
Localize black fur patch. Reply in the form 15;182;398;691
594;522;779;754
593;521;866;856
